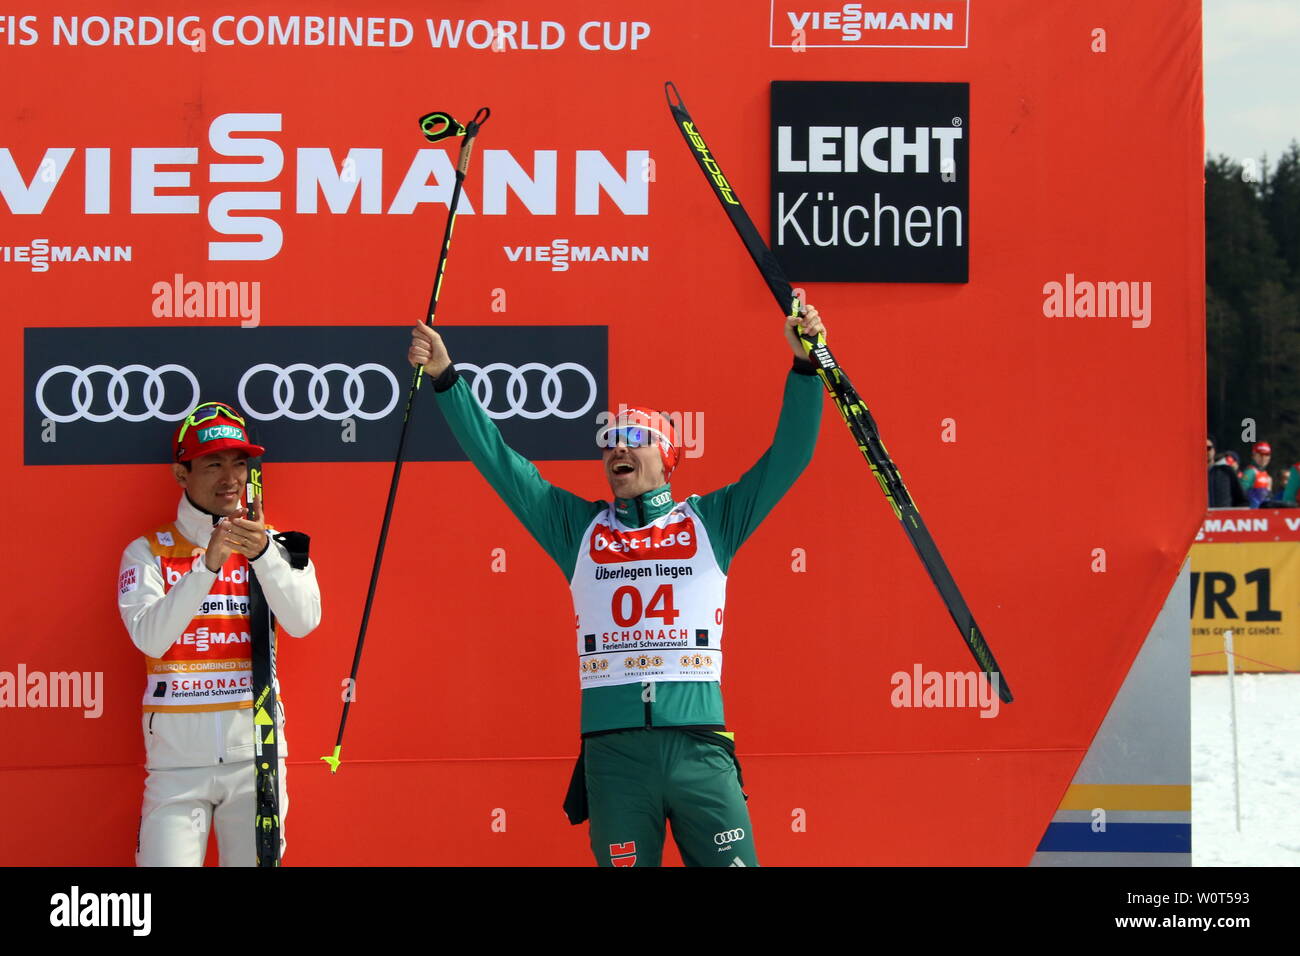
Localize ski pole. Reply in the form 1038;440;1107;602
1225;629;1241;831
663;81;1013;703
322;105;491;773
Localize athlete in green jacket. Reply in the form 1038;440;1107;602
409;307;825;866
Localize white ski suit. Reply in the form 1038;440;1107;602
118;493;320;866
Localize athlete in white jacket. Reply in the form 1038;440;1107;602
117;401;320;866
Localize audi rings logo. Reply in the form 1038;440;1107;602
238;363;400;422
713;828;745;846
26;325;608;465
457;362;597;421
34;362;597;425
35;364;201;423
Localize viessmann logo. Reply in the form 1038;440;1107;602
1;238;132;272
590;516;698;564
1;113;650;262
177;627;252;655
1197;514;1300;541
770;1;969;48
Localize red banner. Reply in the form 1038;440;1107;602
1;0;1205;865
1196;508;1300;544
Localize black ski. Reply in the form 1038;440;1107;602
245;455;281;865
664;81;1013;703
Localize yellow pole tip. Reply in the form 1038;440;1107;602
320;747;342;774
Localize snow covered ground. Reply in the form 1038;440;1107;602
1192;672;1300;866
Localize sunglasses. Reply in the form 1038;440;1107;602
176;402;246;448
598;424;664;449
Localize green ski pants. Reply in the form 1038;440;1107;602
583;727;758;867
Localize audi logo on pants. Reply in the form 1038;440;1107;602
24;325;608;465
714;828;746;845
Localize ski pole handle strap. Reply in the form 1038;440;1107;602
465;106;491;134
457;107;492;175
419;111;464;142
418;107;491;142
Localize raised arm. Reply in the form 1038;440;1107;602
410;323;601;577
692;307;825;572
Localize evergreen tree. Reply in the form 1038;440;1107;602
1262;141;1300;292
1247;280;1300;461
1205;153;1300;476
1205;285;1242;449
1205;156;1283;314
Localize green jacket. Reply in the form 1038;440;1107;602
432;361;822;733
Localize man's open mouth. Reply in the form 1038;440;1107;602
612;462;635;475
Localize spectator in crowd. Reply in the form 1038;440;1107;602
1240;441;1274;508
1208;436;1248;508
1269;460;1298;507
1223;450;1242;479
